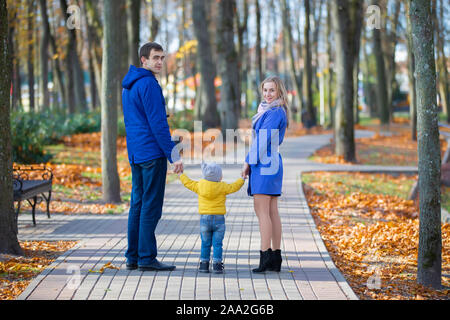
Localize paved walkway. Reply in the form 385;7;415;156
17;130;413;300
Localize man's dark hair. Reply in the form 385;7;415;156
139;42;164;66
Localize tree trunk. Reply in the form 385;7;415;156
0;0;22;255
410;0;442;290
325;0;334;130
405;0;417;141
147;0;159;41
38;0;50;110
331;0;362;162
101;0;122;204
387;0;401;122
303;0;316;126
126;0;140;67
281;0;301;123
84;0;103;103
235;0;248;119
435;0;449;123
27;0;35;112
60;0;87;113
312;0;324;94
8;9;21;110
255;0;263;87
192;0;220;129
217;0;240;132
371;0;389;126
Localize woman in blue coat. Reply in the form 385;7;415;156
242;76;289;273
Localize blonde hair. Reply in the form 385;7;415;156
260;76;290;127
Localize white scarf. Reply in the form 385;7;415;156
251;98;284;128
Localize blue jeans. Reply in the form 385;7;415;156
200;215;226;263
125;157;167;266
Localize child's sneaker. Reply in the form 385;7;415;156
212;261;224;274
199;261;210;273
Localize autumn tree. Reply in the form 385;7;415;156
0;0;22;255
303;0;315;127
60;0;87;113
216;0;240;131
38;0;50;109
281;0;302;123
192;0;220;129
331;0;363;162
371;0;389;126
409;0;442;290
404;0;417;141
126;0;140;67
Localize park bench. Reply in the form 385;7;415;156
13;165;53;226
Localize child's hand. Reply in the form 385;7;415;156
241;163;249;179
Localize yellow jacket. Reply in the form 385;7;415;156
180;173;245;215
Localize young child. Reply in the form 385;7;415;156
180;162;245;273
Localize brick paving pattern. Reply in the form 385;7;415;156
16;131;392;300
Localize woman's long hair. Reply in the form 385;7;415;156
260;76;290;128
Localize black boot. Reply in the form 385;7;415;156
268;249;282;272
199;261;210;273
252;249;272;273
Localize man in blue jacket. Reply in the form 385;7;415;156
122;42;183;271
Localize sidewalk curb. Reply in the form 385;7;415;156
297;171;360;300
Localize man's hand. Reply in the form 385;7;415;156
172;160;184;174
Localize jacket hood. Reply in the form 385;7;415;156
122;65;154;89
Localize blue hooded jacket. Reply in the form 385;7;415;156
122;65;180;164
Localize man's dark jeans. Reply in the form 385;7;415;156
125;157;167;266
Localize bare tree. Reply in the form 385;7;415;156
38;0;50;109
217;0;240;132
303;0;316;126
235;0;249;118
126;0;140;67
371;0;389;126
409;0;442;290
435;0;449;123
255;0;263;84
101;0;122;204
27;0;35;111
331;0;363;162
404;0;417;141
192;0;220;129
60;0;87;113
281;0;301;123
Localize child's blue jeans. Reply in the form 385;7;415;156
200;215;225;263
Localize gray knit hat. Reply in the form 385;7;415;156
201;162;222;182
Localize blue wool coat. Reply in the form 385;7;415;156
122;65;179;164
245;107;287;196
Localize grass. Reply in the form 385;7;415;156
301;171;450;300
302;171;416;199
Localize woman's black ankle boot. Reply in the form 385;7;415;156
269;249;282;272
252;249;272;273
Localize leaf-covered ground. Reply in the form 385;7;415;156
0;241;78;300
302;171;450;300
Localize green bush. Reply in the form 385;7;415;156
11;108;194;164
168;109;195;132
11;110;101;164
